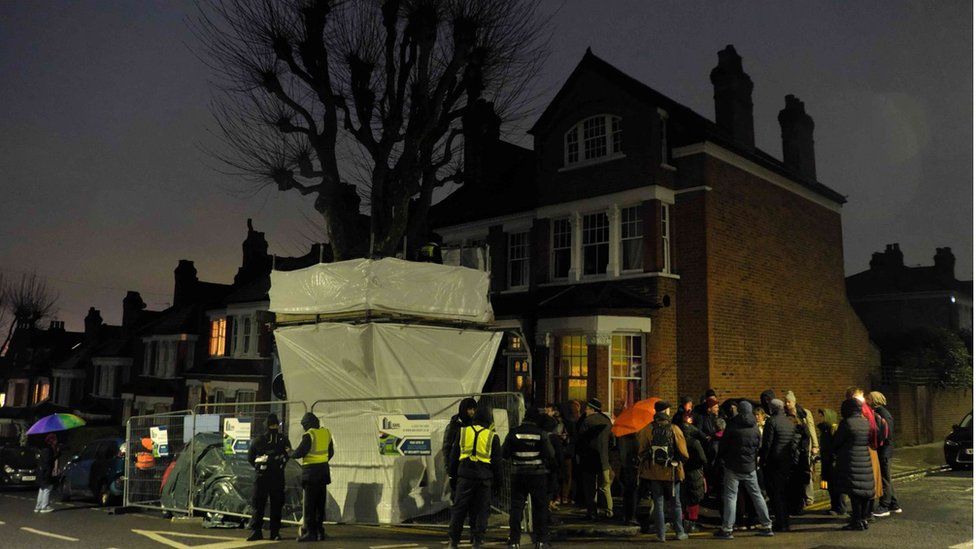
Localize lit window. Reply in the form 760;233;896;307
209;319;226;356
508;232;530;289
611;335;644;416
0;393;6;407
555;336;588;402
582;212;609;276
564;115;623;167
32;379;50;404
242;316;252;355
620;205;643;271
551;218;572;280
510;335;523;351
661;204;671;273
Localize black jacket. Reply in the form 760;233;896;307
874;405;895;460
502;419;556;476
760;407;796;471
718;403;761;474
577;411;613;473
443;413;469;474
833;400;876;498
681;423;709;473
450;423;502;481
248;430;291;479
37;445;58;485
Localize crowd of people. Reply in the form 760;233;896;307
444;386;901;547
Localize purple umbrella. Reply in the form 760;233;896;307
26;413;86;435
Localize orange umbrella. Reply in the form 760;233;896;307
611;397;661;437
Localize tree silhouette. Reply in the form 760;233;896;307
193;0;547;259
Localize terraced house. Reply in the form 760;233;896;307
432;45;879;415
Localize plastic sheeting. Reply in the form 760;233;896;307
274;323;504;524
269;258;493;323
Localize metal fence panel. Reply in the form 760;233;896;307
310;392;525;525
124;410;192;512
188;401;307;526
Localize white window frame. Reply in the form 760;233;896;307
581;210;610;277
241;316;253;355
661;203;671;274
507;232;530;290
550;217;572;280
563;114;624;169
236;389;256;413
619;204;643;273
609;333;645;417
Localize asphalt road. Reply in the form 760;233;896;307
0;470;971;548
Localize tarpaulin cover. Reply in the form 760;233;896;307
274;323;503;523
269;258;493;323
160;433;303;520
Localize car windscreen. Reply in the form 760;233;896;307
960;412;972;429
1;447;39;469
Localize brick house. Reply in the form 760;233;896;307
432;45;879;415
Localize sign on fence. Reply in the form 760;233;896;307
377;414;432;456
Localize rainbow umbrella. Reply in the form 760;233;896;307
611;397;661;437
27;413;86;435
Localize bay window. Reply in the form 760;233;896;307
582;212;609;276
209;318;226;356
508;232;530;289
551;218;572;280
554;335;588;403
661;203;671;273
620;205;643;271
611;334;644;416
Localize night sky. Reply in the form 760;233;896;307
0;1;971;330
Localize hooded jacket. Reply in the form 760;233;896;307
292;412;334;482
832;399;875;498
873;404;895;460
577;408;613;472
760;403;796;471
717;400;762;474
443;397;477;474
817;408;839;482
637;411;688;482
760;389;777;415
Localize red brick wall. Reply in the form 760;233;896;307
647;277;679;399
588;343;610;405
678;153;879;413
888;384;972;445
673;183;712;400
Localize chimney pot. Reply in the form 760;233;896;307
778;94;817;180
710;45;755;147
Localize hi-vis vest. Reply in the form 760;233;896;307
303;427;332;465
459;425;494;463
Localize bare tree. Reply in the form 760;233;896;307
1;272;59;353
193;0;548;259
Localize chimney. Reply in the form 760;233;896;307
462;98;501;187
84;307;102;343
122;291;146;331
234;219;272;286
778;94;817;180
173;260;198;307
710;45;755;147
870;243;904;272
934;247;956;283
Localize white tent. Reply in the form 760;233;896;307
270;258;505;523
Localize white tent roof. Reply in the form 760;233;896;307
269;257;493;323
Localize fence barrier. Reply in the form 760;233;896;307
124;393;524;529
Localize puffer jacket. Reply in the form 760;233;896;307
637;413;688;482
718;401;761;474
759;406;796;471
832;399;876;498
680;423;707;504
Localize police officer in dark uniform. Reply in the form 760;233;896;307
247;413;291;541
503;407;557;549
291;412;334;542
448;405;501;549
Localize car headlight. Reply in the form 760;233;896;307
2;465;13;473
946;439;959;447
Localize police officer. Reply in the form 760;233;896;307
503;407;556;549
291;412;334;542
247;413;291;541
448;405;501;549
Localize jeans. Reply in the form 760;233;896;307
582;468;613;516
643;480;685;540
720;468;772;533
35;484;52;510
878;455;899;510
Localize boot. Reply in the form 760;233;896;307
246;531;263;542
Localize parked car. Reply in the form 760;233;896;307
944;410;973;470
0;445;41;488
60;437;125;505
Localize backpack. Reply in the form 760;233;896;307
649;423;675;466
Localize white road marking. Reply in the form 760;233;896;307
0;520;5;525
949;542;973;549
131;529;276;548
20;527;80;542
371;544;420;549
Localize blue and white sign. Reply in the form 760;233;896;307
377;414;432;456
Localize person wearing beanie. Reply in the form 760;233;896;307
637;401;689;541
247;413;292;541
759;389;777;415
448;404;502;549
503;407;557;549
578;397;613;520
759;398;795;531
783;390;820;512
292;412;335;542
444;398;480;499
693;395;721;439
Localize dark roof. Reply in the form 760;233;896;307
529;49;847;204
223;275;270;305
140;303;204;336
492;279;665;319
847;265;973;298
184;358;271;379
430;140;537;228
0;325;85;377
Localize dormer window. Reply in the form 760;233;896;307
564;115;623;167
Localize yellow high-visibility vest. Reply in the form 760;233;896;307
458;425;494;463
303;427;331;465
